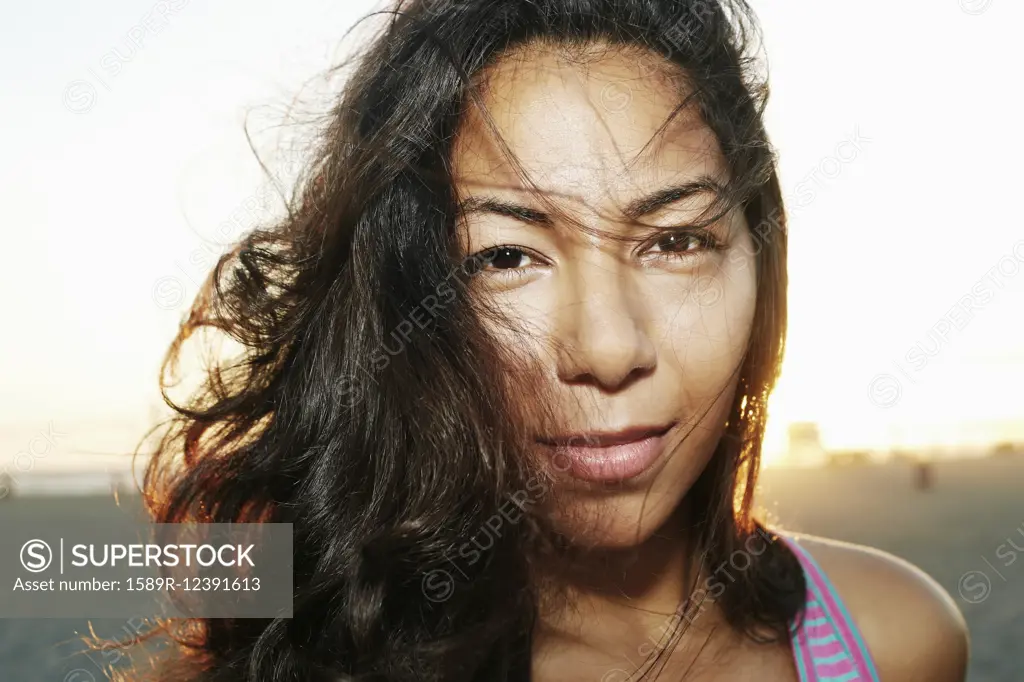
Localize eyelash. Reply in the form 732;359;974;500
467;228;725;278
465;246;542;282
637;228;726;262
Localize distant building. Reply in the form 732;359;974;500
786;422;826;466
825;450;871;467
990;441;1023;457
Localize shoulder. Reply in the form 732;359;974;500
787;533;969;682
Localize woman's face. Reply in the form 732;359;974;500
452;44;757;548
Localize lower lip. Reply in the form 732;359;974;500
543;432;670;483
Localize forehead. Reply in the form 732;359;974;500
451;42;729;206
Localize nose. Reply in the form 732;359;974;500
554;257;657;391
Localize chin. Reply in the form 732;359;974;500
542;430;719;550
549;497;681;549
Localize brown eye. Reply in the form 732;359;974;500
462;244;547;285
466;246;540;278
653;233;702;253
642;229;722;262
485;246;529;269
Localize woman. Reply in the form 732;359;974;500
112;0;969;680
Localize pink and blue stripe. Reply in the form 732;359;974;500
781;535;882;682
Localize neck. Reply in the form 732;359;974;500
533;504;726;659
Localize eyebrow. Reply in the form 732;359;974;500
457;176;724;226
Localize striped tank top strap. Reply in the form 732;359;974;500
780;535;882;682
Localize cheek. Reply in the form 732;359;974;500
655;251;757;396
473;267;571;346
473;285;553;360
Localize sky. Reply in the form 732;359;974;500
2;0;1022;466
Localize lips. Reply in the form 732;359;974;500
537;422;675;483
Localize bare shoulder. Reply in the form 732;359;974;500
790;533;970;682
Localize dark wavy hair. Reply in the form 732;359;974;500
100;0;801;680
